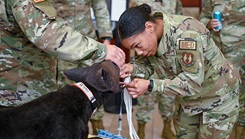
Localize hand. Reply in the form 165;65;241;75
103;39;111;45
207;19;222;32
125;78;150;98
156;2;162;6
105;44;125;69
120;63;134;78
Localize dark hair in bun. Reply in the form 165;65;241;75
118;4;155;39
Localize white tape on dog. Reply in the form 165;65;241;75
123;77;139;139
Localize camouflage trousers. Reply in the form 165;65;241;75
174;93;239;139
223;43;245;126
57;60;104;120
135;90;176;123
237;84;245;126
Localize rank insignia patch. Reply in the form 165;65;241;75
33;0;46;3
181;52;195;67
179;39;196;50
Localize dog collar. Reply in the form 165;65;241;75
72;82;98;113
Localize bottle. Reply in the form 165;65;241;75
213;10;222;31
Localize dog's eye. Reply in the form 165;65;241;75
101;69;107;81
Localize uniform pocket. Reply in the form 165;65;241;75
32;0;57;19
202;94;239;124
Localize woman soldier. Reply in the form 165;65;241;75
118;4;240;139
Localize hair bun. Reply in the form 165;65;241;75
141;4;151;14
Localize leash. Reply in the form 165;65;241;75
72;80;138;138
117;91;124;136
101;76;138;139
123;77;139;139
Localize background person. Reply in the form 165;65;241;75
53;0;113;135
118;4;240;139
0;0;124;114
199;1;245;138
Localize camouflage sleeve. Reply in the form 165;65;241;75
199;0;213;27
11;0;107;65
92;0;113;39
129;0;164;12
130;0;182;15
175;0;183;15
161;0;174;14
153;29;207;97
130;56;154;79
129;0;144;8
163;0;182;15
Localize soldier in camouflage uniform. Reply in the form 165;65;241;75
0;0;125;123
199;1;245;138
118;4;241;139
130;0;182;15
52;0;113;135
129;0;182;139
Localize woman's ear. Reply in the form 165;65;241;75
145;21;154;33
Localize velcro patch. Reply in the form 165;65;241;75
179;40;196;50
180;52;195;67
32;0;57;19
33;0;46;3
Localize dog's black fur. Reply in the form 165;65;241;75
0;60;121;139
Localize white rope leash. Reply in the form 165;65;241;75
123;77;139;139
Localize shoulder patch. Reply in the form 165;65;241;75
180;52;195;67
179;39;196;50
177;39;199;74
33;0;46;3
177;50;199;73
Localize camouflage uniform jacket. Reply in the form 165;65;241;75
131;12;241;120
0;0;107;106
199;0;245;53
129;0;182;15
52;0;112;40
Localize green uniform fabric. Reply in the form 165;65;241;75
129;0;182;123
53;0;112;120
135;83;176;123
53;0;113;88
175;94;239;139
53;0;112;40
0;0;108;107
53;0;112;87
130;11;241;138
129;0;182;15
199;0;245;126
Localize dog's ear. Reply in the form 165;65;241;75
63;67;88;82
64;61;121;93
85;61;121;93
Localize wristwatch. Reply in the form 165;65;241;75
148;79;154;92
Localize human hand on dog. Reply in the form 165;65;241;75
105;44;125;69
120;63;134;78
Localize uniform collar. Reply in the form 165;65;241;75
154;11;170;56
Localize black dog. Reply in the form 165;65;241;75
0;60;121;139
